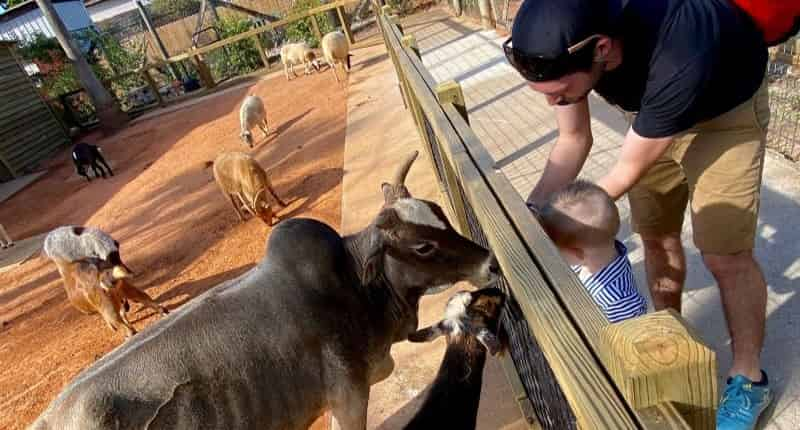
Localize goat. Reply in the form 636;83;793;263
404;288;507;430
239;95;271;148
209;151;287;226
31;151;500;430
321;31;352;84
68;257;168;338
72;142;113;181
42;226;168;333
280;42;320;81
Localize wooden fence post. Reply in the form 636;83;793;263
192;54;216;89
599;309;718;430
478;0;496;29
141;68;165;107
253;35;270;69
435;80;472;235
435;80;469;125
310;13;323;44
336;5;355;45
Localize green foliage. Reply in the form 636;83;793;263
149;0;200;18
207;16;262;79
284;0;336;48
4;0;26;9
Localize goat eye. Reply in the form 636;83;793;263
412;243;435;256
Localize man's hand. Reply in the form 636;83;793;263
597;127;674;200
527;99;593;206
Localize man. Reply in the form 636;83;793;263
505;0;772;428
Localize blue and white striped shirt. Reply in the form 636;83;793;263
572;241;648;323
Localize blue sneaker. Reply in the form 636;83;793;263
716;371;772;430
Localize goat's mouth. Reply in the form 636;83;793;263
470;255;501;287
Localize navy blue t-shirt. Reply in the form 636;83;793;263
594;0;768;138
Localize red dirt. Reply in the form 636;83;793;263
0;71;346;429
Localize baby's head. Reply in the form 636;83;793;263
538;180;620;253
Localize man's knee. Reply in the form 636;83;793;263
640;232;683;253
702;250;754;280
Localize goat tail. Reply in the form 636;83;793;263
204;160;214;169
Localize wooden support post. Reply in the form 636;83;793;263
435;80;472;234
599;309;718;430
309;13;323;45
452;0;462;17
253;35;270;69
478;0;495;29
436;80;469;125
336;5;354;45
136;0;180;80
401;34;419;58
380;4;392;16
141;68;165;106
192;54;216;89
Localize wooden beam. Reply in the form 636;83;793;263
435;80;468;125
638;403;692;430
141;68;165;107
192;55;216;89
253;35;270;69
309;13;323;44
336;5;355;45
600;310;717;429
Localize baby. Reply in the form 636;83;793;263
536;180;647;323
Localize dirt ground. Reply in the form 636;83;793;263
0;70;346;429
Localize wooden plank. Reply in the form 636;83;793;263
499;353;542;429
638;403;692;430
141;69;165;107
381;16;642;428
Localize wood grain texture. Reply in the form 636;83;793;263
600;310;717;430
638;402;692;430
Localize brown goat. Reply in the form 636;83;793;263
210;152;287;226
67;258;168;338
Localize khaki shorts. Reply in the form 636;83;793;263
627;82;771;255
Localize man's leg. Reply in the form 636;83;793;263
641;233;686;312
703;251;766;381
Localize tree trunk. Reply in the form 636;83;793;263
35;0;128;134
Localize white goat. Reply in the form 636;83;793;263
239;95;270;148
209;151;287;226
280;42;320;81
321;31;352;83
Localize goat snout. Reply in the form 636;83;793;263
473;254;500;287
488;256;500;275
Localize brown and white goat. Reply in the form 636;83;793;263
404;288;507;430
68;258;168;338
210;151;287;226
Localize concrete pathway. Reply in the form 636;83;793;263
404;8;800;429
342;37;527;429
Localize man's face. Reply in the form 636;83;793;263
528;68;598;106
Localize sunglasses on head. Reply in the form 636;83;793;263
503;34;602;82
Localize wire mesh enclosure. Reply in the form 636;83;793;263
767;38;800;161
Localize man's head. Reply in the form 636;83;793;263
538;180;620;252
506;0;624;105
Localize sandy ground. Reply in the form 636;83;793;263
0;70;346;430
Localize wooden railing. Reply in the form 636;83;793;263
375;4;718;429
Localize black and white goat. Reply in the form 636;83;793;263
72;142;113;181
404;288;507;430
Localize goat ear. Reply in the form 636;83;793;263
407;321;447;343
362;234;385;285
374;207;399;230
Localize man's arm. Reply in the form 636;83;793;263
597;127;674;200
526;99;593;207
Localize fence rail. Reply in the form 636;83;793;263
375;4;717;429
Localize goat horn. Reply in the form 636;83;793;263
392;151;419;187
